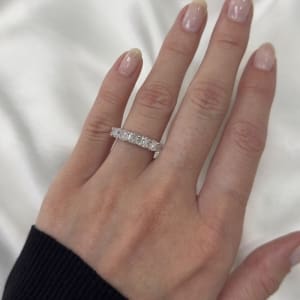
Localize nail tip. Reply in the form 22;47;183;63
129;48;142;57
260;42;275;51
118;48;142;76
192;0;207;9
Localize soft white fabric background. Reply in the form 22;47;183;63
0;0;299;298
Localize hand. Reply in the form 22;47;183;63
36;0;300;299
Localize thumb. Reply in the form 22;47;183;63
218;231;300;300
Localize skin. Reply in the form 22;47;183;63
36;1;300;299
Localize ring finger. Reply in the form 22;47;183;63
103;0;208;177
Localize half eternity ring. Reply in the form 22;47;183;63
110;127;163;154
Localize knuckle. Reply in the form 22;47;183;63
84;115;113;142
85;181;121;219
259;272;281;297
230;120;266;155
147;179;175;203
246;253;281;297
198;216;230;263
136;82;175;117
139;176;177;213
222;187;248;210
163;39;191;58
122;191;172;239
215;32;245;52
188;80;228;120
100;184;120;202
241;81;273;98
100;89;122;106
200;229;225;263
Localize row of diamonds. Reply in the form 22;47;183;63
110;127;162;152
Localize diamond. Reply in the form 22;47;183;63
128;132;136;143
135;135;142;145
149;141;158;151
141;137;150;148
120;130;129;141
116;129;122;137
111;127;118;137
111;128;162;153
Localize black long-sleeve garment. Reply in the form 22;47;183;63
2;226;127;300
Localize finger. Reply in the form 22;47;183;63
159;0;253;181
105;0;207;177
198;43;276;243
218;231;300;300
62;49;143;184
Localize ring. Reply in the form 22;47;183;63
110;127;163;155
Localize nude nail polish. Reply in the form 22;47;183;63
227;0;252;23
118;48;142;77
254;43;276;71
290;245;300;266
182;0;207;33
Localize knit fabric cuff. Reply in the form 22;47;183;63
2;225;127;300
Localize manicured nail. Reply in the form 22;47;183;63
182;0;207;33
118;48;142;77
254;43;276;71
290;245;300;267
227;0;252;23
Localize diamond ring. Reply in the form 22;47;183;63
110;127;163;154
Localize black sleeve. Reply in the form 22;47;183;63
2;225;127;300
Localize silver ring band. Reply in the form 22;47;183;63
110;127;163;153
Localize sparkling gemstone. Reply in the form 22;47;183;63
112;128;162;153
135;135;142;145
149;141;158;151
128;133;136;143
111;128;118;137
141;137;150;148
120;131;129;141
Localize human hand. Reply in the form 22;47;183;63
36;0;300;299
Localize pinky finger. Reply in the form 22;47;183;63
218;231;300;300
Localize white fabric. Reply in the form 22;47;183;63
0;0;299;298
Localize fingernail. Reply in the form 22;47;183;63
182;0;207;33
118;48;142;77
290;245;300;267
227;0;252;23
254;43;276;71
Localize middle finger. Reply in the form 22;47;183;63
160;0;253;180
106;0;208;176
